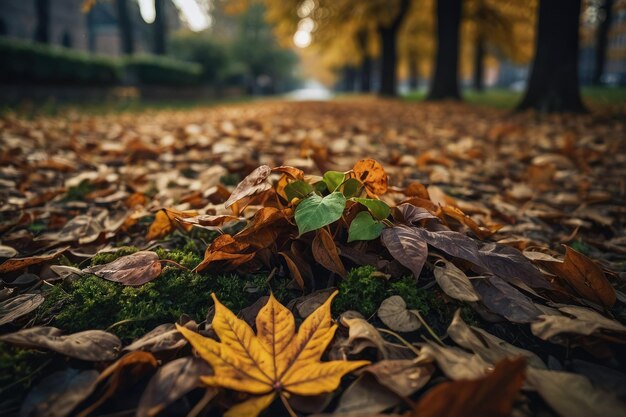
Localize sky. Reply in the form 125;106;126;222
137;0;211;32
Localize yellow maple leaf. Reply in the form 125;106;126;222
177;291;369;417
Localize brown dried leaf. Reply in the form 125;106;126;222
83;251;161;286
312;228;347;278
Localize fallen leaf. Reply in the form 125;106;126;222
294;192;346;235
176;291;369;417
0;293;44;326
527;368;626;417
19;369;99;417
531;305;626;341
352;159;388;196
433;260;480;302
224;165;272;208
360;359;435;397
312;228;347;278
0;246;70;274
137;357;214;417
540;246;616;308
381;225;428;280
411;358;526;417
83;251;161;286
146;208;199;241
377;295;421;332
0;327;121;361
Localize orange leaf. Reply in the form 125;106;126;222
312;228;347;278
352;159;388;197
540;246;616;308
411;358;526;417
145;208;198;241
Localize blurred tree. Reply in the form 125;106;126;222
517;0;586;112
115;0;135;54
463;0;536;91
357;29;372;92
168;32;230;83
154;0;167;55
427;0;463;100
34;0;51;44
593;0;614;85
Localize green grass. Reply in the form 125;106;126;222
404;86;626;110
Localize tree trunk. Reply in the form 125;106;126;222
116;0;134;55
377;0;411;97
593;0;613;85
344;66;357;92
517;0;586;112
473;34;485;91
360;57;372;92
153;0;167;55
357;30;371;93
34;0;50;44
427;0;462;100
408;54;419;90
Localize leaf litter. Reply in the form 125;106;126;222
1;100;626;416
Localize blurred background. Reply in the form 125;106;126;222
0;0;624;111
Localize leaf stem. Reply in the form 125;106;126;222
280;393;299;417
377;328;421;357
160;259;191;272
412;309;445;346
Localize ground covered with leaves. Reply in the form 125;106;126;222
1;99;626;417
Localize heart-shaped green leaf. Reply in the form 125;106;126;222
285;180;314;201
348;211;384;242
341;178;363;198
351;198;391;220
322;171;346;192
295;192;346;235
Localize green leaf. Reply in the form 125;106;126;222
341;178;363;198
348;211;384;242
284;180;314;201
295;192;346;235
313;181;328;194
351;198;391;220
323;171;346;192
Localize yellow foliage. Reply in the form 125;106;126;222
177;291;369;417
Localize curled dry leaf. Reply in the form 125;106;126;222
474;276;542;323
341;316;388;357
381;225;428;280
527;368;626;417
0;293;44;326
76;351;158;417
335;374;402;414
19;369;99;417
83;251;161;286
312;228;347;278
124;321;197;353
360;359;435;397
224;165;272;208
0;327;121;361
447;310;546;369
531;305;626;341
0;244;18;258
377;295;421;332
146;208;199;241
195;234;255;272
352;159;388;196
433;260;480;302
539;246;616;308
0;246;70;274
176;291;369;417
137;357;214;417
411;358;526;417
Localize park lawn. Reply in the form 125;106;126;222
404;86;626;110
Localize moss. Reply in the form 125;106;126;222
0;344;51;400
334;266;480;328
26;220;47;235
64;179;96;201
39;247;276;340
155;242;202;270
333;266;386;317
91;246;140;266
220;172;241;186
